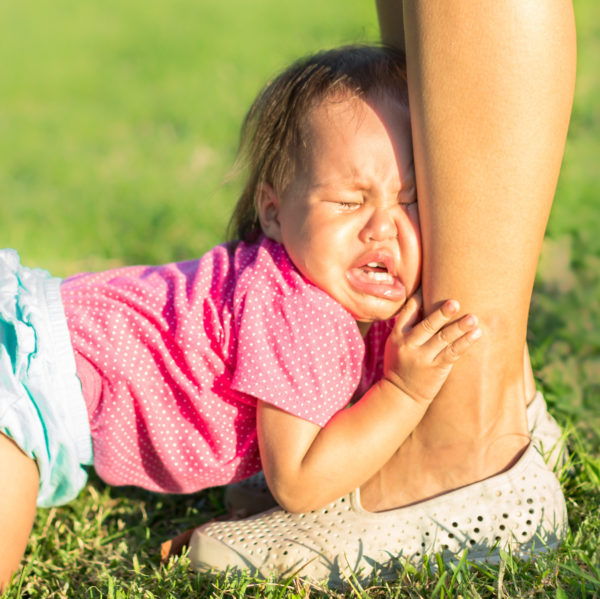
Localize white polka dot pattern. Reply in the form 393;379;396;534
61;237;393;494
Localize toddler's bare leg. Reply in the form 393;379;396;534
0;433;39;590
362;1;576;511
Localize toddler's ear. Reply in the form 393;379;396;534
256;183;283;243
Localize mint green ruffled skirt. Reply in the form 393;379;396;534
0;249;92;507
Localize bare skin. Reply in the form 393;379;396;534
0;3;576;582
0;433;39;590
255;95;482;512
361;0;576;511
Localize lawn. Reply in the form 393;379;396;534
1;0;599;597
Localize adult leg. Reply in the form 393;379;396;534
361;0;576;511
0;433;39;590
187;5;576;576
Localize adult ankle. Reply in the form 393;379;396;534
359;426;530;513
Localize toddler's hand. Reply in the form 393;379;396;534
383;291;481;404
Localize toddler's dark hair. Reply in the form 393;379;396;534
228;45;408;242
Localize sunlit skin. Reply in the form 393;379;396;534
254;92;483;512
258;92;421;336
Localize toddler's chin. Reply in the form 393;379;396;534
352;300;405;327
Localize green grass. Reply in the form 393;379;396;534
0;0;378;273
2;0;599;597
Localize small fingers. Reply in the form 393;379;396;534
434;313;480;347
409;299;460;345
435;324;482;364
394;289;423;334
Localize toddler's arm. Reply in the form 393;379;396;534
257;292;481;512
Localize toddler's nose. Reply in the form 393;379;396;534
361;208;398;242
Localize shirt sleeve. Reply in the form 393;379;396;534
230;283;366;427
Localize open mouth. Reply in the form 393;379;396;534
346;254;406;302
360;262;396;284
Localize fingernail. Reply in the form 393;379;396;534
446;300;459;313
471;328;482;339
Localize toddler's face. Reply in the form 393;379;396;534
259;93;421;335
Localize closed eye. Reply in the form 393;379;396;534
398;185;417;206
326;199;362;210
398;192;417;207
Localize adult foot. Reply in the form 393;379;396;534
359;381;531;512
224;391;567;515
192;444;567;587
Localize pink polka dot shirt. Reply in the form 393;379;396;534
61;236;393;494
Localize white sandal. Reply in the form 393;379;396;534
223;391;568;515
192;443;567;586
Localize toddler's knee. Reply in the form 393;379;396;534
0;564;20;593
0;433;39;590
0;514;34;592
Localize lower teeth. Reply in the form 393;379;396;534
365;271;393;283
